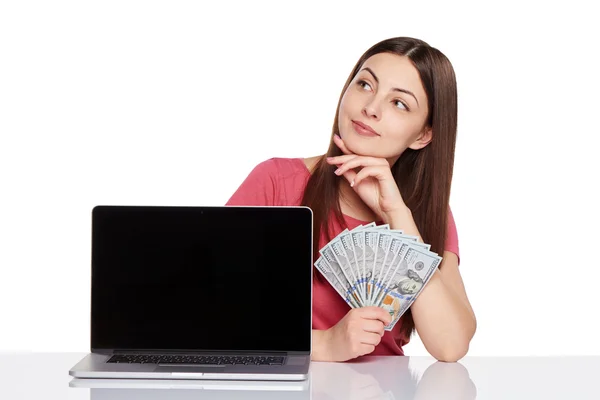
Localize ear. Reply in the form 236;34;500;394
408;126;433;150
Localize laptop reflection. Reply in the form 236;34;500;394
70;377;310;400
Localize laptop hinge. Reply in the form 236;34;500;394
109;349;289;356
91;348;114;356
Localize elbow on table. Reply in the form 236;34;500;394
430;342;470;363
421;313;477;362
433;317;477;362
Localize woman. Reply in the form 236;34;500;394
226;36;476;362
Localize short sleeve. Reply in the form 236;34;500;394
445;207;460;265
225;159;278;206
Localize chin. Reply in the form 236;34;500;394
338;134;366;156
338;121;368;155
338;131;383;157
340;124;405;161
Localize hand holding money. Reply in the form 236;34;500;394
315;223;442;335
323;306;392;362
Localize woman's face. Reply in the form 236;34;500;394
337;52;432;164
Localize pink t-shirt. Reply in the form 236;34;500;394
226;157;460;355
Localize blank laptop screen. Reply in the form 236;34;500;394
90;206;312;353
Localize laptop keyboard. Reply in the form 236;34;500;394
107;354;285;366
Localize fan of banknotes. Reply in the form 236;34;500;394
314;222;442;331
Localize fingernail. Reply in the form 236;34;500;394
350;180;355;187
334;168;341;175
326;157;333;161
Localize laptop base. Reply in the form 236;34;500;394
69;353;310;381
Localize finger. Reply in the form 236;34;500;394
334;157;388;176
360;332;383;346
341;169;357;187
358;306;393;325
358;343;376;356
326;154;357;165
353;166;391;188
361;319;386;336
333;134;354;155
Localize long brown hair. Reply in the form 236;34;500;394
301;37;458;341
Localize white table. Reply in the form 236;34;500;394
1;352;599;399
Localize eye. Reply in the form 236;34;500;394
393;100;409;111
357;80;372;91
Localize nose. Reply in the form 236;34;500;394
362;98;381;120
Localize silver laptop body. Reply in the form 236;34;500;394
69;205;313;380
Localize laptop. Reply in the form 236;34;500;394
69;205;313;381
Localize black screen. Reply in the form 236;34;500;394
90;205;313;352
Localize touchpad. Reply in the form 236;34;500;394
154;365;226;373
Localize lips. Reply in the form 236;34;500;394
351;120;379;137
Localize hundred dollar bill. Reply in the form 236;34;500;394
368;232;394;305
314;257;360;308
371;237;409;306
337;224;372;304
357;224;391;304
336;222;376;240
390;230;414;238
390;230;432;251
390;231;418;243
381;246;442;331
363;230;380;305
409;241;432;251
354;222;377;231
320;245;362;305
369;229;428;302
374;224;391;230
350;229;366;303
338;232;368;303
331;237;365;305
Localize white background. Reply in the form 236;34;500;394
1;0;599;356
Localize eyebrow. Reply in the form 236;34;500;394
360;67;419;107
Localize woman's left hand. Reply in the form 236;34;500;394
326;134;407;223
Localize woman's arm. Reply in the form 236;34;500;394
387;207;477;362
